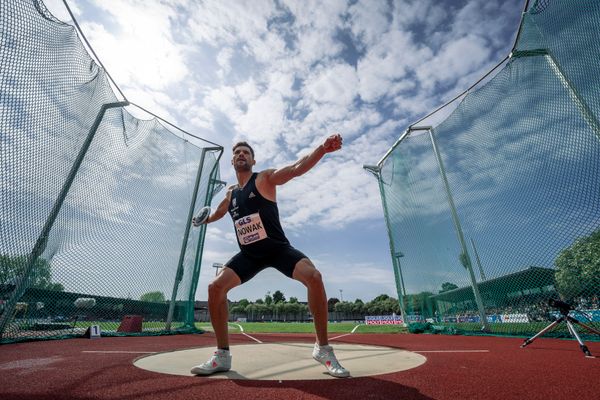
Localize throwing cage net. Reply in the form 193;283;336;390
368;0;600;338
0;1;224;343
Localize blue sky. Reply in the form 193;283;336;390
44;0;524;303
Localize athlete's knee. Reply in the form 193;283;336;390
208;280;228;299
304;268;323;287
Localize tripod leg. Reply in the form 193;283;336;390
521;318;563;348
569;317;600;336
566;320;593;357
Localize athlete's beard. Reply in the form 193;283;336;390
234;160;252;172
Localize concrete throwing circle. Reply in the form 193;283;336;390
134;342;427;380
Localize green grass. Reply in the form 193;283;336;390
195;321;409;334
70;321;186;331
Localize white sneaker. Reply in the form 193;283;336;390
312;343;350;378
190;349;232;375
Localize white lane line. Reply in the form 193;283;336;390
242;333;263;344
414;350;490;353
82;351;158;354
329;324;361;341
329;333;351;340
230;323;263;344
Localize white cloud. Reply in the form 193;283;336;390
235;79;262;103
237;92;287;143
280;0;347;66
82;1;189;91
304;63;359;106
216;48;234;79
416;34;491;91
204;86;243;119
357;30;432;103
348;0;391;48
186;0;278;48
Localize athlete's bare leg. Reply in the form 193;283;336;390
208;267;241;349
293;258;329;346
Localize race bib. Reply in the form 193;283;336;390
235;213;268;245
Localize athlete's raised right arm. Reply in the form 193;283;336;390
197;185;235;225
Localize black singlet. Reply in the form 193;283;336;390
228;173;290;257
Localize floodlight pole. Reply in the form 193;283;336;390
0;101;128;339
363;163;408;327
427;127;490;332
213;263;224;276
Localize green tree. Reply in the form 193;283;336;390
366;300;383;314
439;282;459;293
405;291;436;317
284;302;301;319
230;304;247;315
289;296;298;303
272;290;286;303
381;297;400;314
555;229;600;298
327;297;340;311
273;301;285;320
264;293;273;305
140;291;166;303
256;303;271;319
351;300;364;315
246;303;269;320
0;254;64;291
373;294;390;302
238;298;250;308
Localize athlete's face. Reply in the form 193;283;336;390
232;146;255;172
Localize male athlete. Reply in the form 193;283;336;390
190;134;349;378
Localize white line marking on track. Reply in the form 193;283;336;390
243;333;263;343
329;333;351;340
82;351;158;354
230;323;263;344
414;350;490;353
329;324;360;341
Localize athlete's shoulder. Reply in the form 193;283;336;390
225;184;239;200
257;169;276;180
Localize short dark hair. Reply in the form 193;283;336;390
232;141;254;158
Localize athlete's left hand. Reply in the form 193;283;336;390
323;133;342;153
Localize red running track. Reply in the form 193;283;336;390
0;333;598;400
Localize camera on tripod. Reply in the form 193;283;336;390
521;296;599;357
547;298;573;315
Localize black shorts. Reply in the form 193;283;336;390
225;246;308;283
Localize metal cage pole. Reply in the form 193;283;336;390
184;148;224;327
363;164;408;326
165;147;213;330
0;101;129;339
470;238;487;281
510;48;600;141
427;127;490;332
